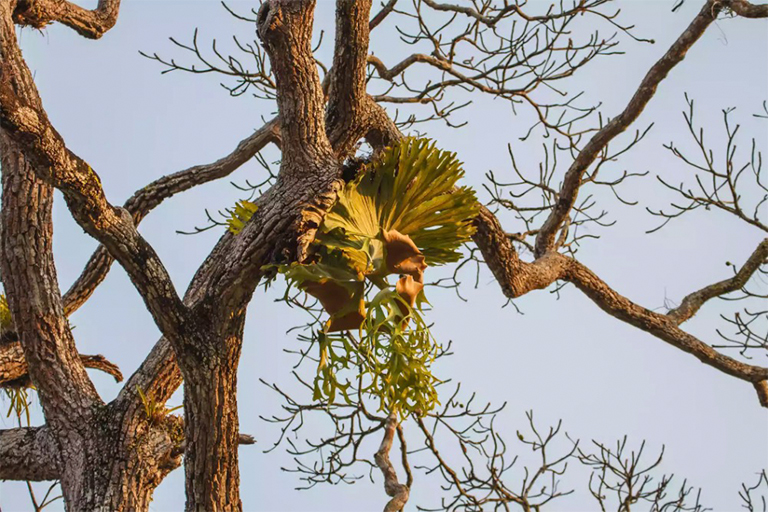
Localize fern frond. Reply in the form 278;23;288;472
321;137;479;265
226;200;259;234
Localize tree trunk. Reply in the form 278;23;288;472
63;410;180;512
180;310;245;512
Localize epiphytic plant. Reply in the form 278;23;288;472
276;137;478;417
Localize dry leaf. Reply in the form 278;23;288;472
382;229;427;277
302;280;365;332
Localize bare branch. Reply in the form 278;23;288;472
325;0;375;157
140;17;278;100
649;96;767;235
739;470;768;511
535;0;726;255
256;0;334;166
369;0;398;30
578;437;706;511
420;0;610;26
472;205;566;298
1;337;122;387
564;257;768;393
728;0;768;18
668;239;768;325
63;118;280;315
366;0;638;130
374;413;410;512
0;5;188;340
472;207;768;405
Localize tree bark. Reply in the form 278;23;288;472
180;312;245;512
0;130;180;510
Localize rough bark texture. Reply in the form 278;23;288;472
62;118;281;316
0;426;59;481
13;0;121;39
0;337;122;387
181;313;244;512
374;413;410;512
0;118;179;512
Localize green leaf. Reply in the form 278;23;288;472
226;200;259;234
0;295;11;331
276;138;475;418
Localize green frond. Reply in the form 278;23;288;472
3;387;32;425
226;200;258;234
0;295;11;331
310;288;440;418
321;137;479;265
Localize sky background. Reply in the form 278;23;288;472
1;0;767;511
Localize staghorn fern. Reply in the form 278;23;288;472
312;289;439;418
276;138;477;417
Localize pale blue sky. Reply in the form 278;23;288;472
1;1;767;511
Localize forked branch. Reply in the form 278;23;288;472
0;2;187;340
63;118;281;315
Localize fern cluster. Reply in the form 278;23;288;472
280;138;478;417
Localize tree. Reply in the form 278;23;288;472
0;0;766;510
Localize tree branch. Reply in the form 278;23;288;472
472;205;567;298
369;0;397;30
0;4;188;341
0;426;60;481
325;0;374;157
197;0;346;305
472;208;768;405
0;129;100;424
727;0;768;17
0;336;26;384
1;337;122;386
563;257;768;385
667;238;768;325
114;336;179;409
12;0;121;39
374;413;410;512
256;0;334;167
62;118;281;316
420;0;605;26
535;0;725;256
